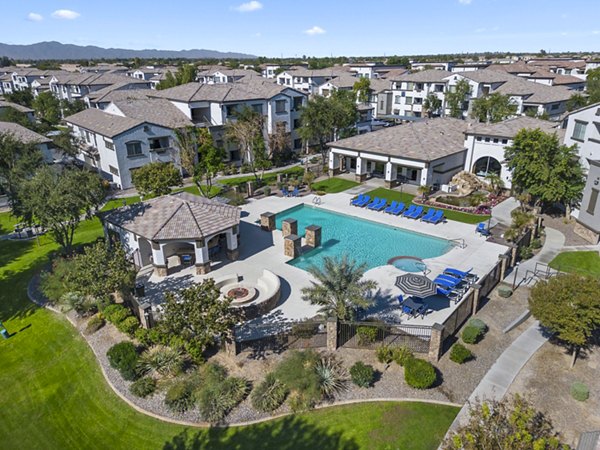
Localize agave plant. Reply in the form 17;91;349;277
314;356;348;398
138;345;185;378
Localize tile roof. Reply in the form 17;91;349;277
392;69;452;83
0;100;34;114
467;116;563;139
493;76;572;104
458;69;513;84
0;122;51;144
101;192;240;241
328;117;469;162
111;98;193;129
86;82;152;101
64;108;143;138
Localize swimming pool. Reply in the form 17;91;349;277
275;205;454;271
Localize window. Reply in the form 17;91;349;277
275;100;286;114
84;130;92;143
587;188;599;215
406;82;414;90
394;95;401;104
484;137;490;142
476;136;482;141
551;103;560;110
435;84;444;92
493;138;499;143
379;100;384;109
293;118;301;129
104;139;114;150
293;138;302;150
473;156;501;177
415;83;423;91
501;139;508;144
293;97;303;111
126;141;143;157
572;121;587;141
108;165;119;176
405;96;413;105
251;104;263;114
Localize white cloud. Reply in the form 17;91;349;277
51;9;80;20
304;26;326;36
593;30;600;35
254;32;262;37
27;12;43;22
560;31;568;36
458;0;472;4
232;1;263;12
475;27;486;33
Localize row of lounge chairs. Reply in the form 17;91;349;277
351;194;445;224
434;267;479;304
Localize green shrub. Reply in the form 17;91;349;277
130;376;157;398
138;345;185;378
106;341;139;381
520;246;534;260
467;318;488;335
392;346;414;367
164;380;195;413
570;382;589;402
498;286;513;298
85;315;105;335
530;238;542;249
274;350;321;411
117;316;139;335
350;362;375;388
404;357;437;389
314;356;348;398
376;346;395;364
251;373;288;412
356;326;378;345
197;376;250;423
449;343;474;364
60;292;98;316
462;326;483;344
103;304;130;324
184;340;204;364
263;186;271;196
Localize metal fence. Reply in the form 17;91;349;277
235;321;327;355
338;321;432;353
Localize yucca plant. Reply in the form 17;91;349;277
314;356;348;398
251;373;288;412
197;376;250;423
138;345;185;378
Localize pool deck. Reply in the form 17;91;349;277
139;192;508;335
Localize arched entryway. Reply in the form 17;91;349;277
472;156;501;177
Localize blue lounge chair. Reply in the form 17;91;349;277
427;210;445;224
402;204;417;217
440;271;474;286
384;201;399;214
420;208;436;222
371;198;388;211
435;276;468;292
291;187;299;197
281;187;290;197
407;206;424;219
444;267;478;281
367;198;386;210
351;194;366;206
391;202;406;215
476;222;491;236
437;286;461;302
355;195;371;207
366;197;380;208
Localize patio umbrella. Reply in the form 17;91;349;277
395;274;438;298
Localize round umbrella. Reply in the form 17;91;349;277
395;273;438;298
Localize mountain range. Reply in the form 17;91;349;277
0;41;256;60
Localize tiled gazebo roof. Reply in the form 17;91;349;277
101;192;240;241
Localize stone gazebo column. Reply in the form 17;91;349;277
384;161;397;189
328;151;341;177
355;156;367;182
151;241;167;277
194;239;211;275
225;227;239;261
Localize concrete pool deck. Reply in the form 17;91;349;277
138;192;508;334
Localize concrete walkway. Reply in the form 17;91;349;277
491;196;519;225
511;227;566;287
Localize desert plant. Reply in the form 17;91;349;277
450;343;474;364
130;376;157;398
350;361;375;388
274;350;321;411
498;286;513;298
315;356;348;398
376;346;395;364
106;341;139;381
467;318;488;335
102;304;131;324
404;357;437;389
530;238;542;249
138;345;185;378
85;314;105;334
117;316;140;336
251;373;288;412
356;326;378;345
59;292;98;316
263;186;271;196
197;376;250;422
164;380;195;413
570;382;589;401
392;346;414;367
462;325;483;344
520;245;534;260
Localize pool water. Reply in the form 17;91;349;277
390;257;428;273
275;205;453;271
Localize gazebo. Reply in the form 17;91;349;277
101;192;241;277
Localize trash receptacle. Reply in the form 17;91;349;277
1;329;9;339
135;283;145;297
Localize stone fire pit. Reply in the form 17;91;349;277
225;284;257;304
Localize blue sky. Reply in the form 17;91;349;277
1;0;599;57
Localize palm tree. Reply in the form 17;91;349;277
417;184;431;200
484;172;504;195
423;93;442;118
301;255;377;320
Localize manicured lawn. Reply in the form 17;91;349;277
364;188;490;225
311;177;360;194
0;209;20;234
0;199;458;449
179;184;222;198
100;195;141;212
549;251;600;277
219;166;304;187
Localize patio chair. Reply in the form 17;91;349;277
426;210;445;224
366;197;381;208
391;202;406;215
354;195;371;207
370;198;388;211
291;187;299;197
351;194;366;206
367;198;386;210
437;286;461;303
397;294;405;305
416;303;429;318
434;276;468;293
476;222;491;236
402;204;417;217
444;267;478;281
384;201;399;214
401;303;416;317
407;205;424;219
420;208;436;222
281;187;290;197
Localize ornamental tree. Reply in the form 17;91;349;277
471;92;517;123
529;273;600;367
444;394;568;450
159;279;239;353
32;91;61;125
131;162;182;198
446;79;471;118
353;77;371;104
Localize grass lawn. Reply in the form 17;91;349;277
549;251;600;277
364;187;490;225
100;195;141;212
219;166;304;187
0;209;20;234
311;177;360;194
178;184;222;198
0;198;458;449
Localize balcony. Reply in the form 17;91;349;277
149;146;173;153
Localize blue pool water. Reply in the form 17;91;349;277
275;205;453;271
390;257;428;273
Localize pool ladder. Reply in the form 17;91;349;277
449;238;467;249
312;196;322;206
